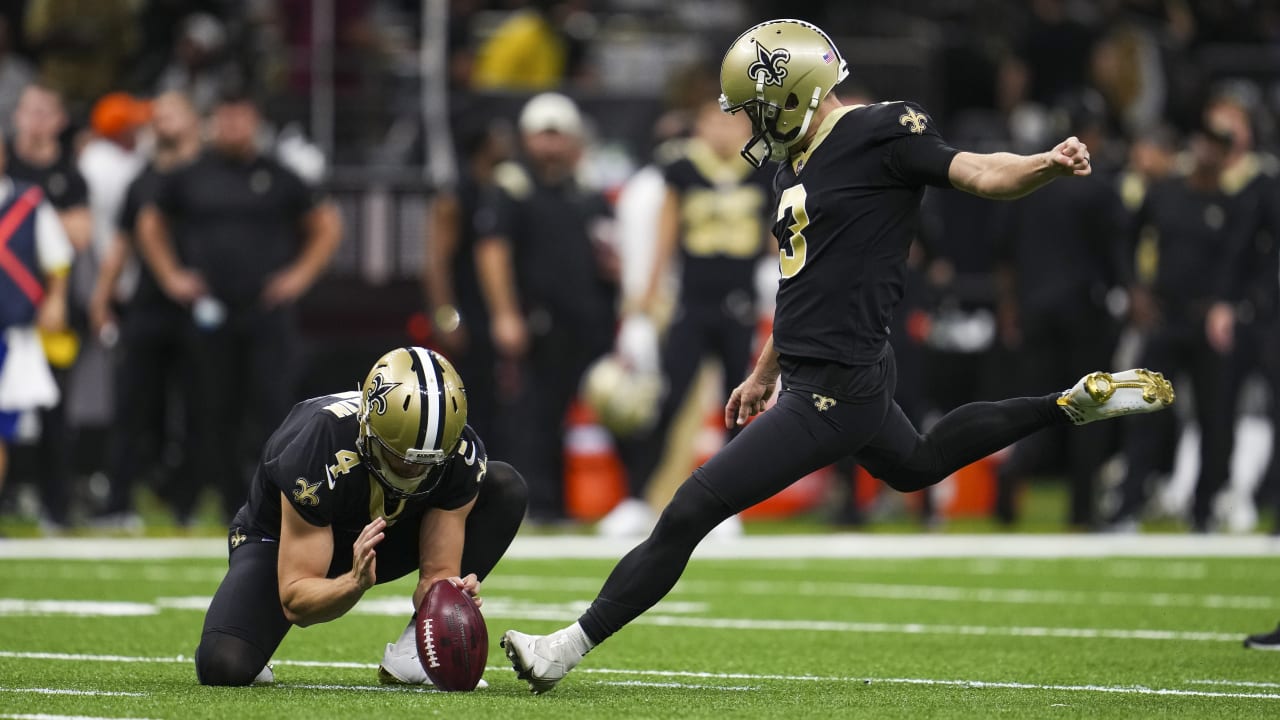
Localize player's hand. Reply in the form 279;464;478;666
261;266;311;308
350;516;386;592
492;310;528;358
161;267;207;305
1047;136;1091;176
1206;301;1235;354
447;573;483;608
725;372;777;428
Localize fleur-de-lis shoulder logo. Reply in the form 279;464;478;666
899;107;928;135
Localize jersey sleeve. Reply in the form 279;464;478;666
263;414;344;527
473;184;519;243
429;426;486;511
661;158;696;192
883;102;960;188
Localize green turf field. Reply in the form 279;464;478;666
1;539;1279;719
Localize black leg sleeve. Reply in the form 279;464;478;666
460;461;528;582
578;476;732;644
195;540;291;686
860;395;1068;493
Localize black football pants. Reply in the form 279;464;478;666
579;353;1066;644
194;461;527;686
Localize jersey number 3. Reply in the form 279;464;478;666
776;184;809;278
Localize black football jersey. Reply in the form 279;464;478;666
663;140;773;303
231;391;487;541
770;101;959;366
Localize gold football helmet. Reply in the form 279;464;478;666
718;18;849;167
357;347;468;498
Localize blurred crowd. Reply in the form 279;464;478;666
1;0;1279;537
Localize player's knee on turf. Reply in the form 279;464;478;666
195;632;266;686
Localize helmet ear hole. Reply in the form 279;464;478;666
784;93;799;110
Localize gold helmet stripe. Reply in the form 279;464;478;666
406;346;444;453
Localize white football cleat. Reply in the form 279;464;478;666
1057;369;1174;425
378;624;488;689
251;664;274;685
502;630;583;694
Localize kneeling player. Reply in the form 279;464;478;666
195;347;527;686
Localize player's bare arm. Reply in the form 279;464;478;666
277;494;384;627
948;136;1092;200
414;499;481;610
725;334;780;428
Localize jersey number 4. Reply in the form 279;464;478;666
776;184;809;278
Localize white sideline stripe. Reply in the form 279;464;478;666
594;680;756;692
2;652;1275;701
1190;680;1280;689
3;534;1279;560
490;575;1280;611
0;600;1245;640
572;669;1280;700
1;715;157;720
0;687;146;697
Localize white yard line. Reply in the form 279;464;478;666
0;687;146;696
0;715;157;720
2;534;1278;560
593;680;756;691
1189;680;1280;689
2;651;1276;701
0;600;1247;641
489;575;1280;611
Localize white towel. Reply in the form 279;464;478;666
0;325;60;411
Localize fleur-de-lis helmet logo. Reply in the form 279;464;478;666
366;373;401;416
747;41;791;87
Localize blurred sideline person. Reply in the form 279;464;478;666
194;347;528;686
1201;94;1280;532
475;92;617;523
992;95;1128;529
500;19;1175;693
423;122;511;448
137;90;342;522
5;82;89;530
602;97;772;538
1108;128;1236;532
88;91;202;528
0;131;72;504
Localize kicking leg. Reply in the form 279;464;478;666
503;388;885;693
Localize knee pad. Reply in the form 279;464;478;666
195;632;266;686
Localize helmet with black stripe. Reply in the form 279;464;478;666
718;18;849;167
357;347;468;499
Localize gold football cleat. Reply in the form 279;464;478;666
1058;369;1175;425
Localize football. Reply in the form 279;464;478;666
415;579;488;691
